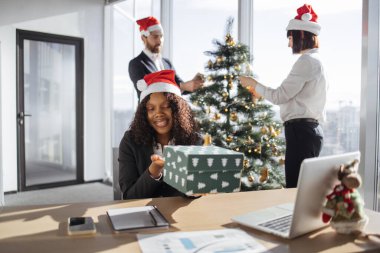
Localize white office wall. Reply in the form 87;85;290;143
0;0;106;192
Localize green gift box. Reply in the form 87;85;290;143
163;145;243;195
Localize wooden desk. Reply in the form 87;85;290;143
0;189;379;252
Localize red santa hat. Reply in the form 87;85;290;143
136;16;163;37
137;70;181;101
286;4;321;35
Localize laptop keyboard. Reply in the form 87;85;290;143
257;214;293;233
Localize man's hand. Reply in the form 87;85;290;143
148;154;165;179
180;73;204;92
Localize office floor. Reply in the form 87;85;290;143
4;182;113;206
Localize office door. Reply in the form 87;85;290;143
16;30;84;191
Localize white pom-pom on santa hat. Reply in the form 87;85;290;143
137;79;147;91
301;13;312;21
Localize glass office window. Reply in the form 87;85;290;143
252;0;362;156
172;0;238;81
111;0;160;147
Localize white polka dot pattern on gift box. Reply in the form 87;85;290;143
163;145;244;194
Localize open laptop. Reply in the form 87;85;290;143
232;151;360;239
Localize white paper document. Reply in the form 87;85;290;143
137;229;268;253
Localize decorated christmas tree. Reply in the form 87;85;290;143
189;18;286;190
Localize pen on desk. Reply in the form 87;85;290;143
148;210;157;226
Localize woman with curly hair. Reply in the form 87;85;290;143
119;70;202;199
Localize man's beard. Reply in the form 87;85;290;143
147;43;161;54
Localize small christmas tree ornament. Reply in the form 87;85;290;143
322;159;368;234
208;60;213;68
261;126;268;135
247;171;255;182
259;167;269;183
225;34;236;46
203;133;212;146
230;111;238;122
214;113;221;120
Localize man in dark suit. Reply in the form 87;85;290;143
129;16;204;101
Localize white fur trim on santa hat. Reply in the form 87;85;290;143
140;24;163;36
286;19;321;35
140;82;181;101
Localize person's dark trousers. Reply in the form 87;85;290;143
284;120;323;188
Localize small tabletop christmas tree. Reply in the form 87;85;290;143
189;18;286;190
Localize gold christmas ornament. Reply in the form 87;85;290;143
203;133;212;146
279;158;285;165
226;136;233;143
230;111;238;122
224;108;229;112
234;64;241;71
248;171;255;182
261;126;268;134
207;75;213;81
255;144;262;154
222;92;229;98
214;113;221;120
216;56;223;64
259;167;269;183
225;34;236;46
243;159;250;169
207;60;213;68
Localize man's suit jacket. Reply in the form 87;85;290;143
118;131;203;199
128;51;184;101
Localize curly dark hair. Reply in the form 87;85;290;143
129;93;200;146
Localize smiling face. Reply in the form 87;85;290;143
146;92;173;144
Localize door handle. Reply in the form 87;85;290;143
18;112;32;125
18;112;32;118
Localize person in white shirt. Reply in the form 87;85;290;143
239;4;327;188
129;16;204;102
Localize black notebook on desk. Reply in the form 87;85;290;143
107;205;169;232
